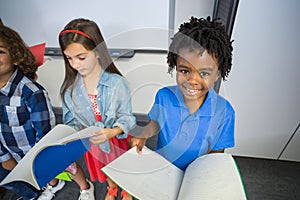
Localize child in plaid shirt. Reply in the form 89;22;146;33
0;25;56;199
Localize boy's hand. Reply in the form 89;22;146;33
130;137;147;154
2;157;17;171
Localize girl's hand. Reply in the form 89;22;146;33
89;127;122;145
2;157;17;171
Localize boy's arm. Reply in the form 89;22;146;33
130;120;160;154
211;105;235;151
27;90;56;141
0;142;11;164
129;137;147;154
209;149;225;153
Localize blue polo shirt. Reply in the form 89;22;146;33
148;86;235;170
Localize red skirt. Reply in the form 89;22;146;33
84;135;131;183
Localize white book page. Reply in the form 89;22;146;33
177;153;247;200
0;124;76;189
58;126;102;144
0;124;101;189
102;147;184;200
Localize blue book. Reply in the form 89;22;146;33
0;124;101;189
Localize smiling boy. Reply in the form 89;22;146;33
131;16;235;170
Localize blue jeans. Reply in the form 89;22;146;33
0;164;39;200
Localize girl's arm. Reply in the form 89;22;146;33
89;126;122;145
111;78;136;136
62;102;76;127
90;77;135;145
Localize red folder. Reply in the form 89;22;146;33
29;43;46;66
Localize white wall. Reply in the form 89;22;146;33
174;0;215;29
279;126;300;162
36;0;215;114
37;53;176;114
224;0;300;160
0;0;170;50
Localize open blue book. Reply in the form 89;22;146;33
102;147;247;200
0;124;101;190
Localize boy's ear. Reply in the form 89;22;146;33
215;70;221;82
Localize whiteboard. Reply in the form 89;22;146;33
0;0;172;50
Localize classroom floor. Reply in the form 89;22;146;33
234;156;300;200
1;154;300;200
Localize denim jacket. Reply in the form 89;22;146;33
62;70;136;152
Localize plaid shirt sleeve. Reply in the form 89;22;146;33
0;142;10;161
0;70;56;162
25;89;56;142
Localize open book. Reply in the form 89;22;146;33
0;124;101;190
102;147;247;200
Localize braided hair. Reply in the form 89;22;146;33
167;16;233;80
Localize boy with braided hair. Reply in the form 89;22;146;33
131;16;235;170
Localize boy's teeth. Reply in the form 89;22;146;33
187;88;196;92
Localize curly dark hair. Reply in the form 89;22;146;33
167;16;233;80
0;25;38;79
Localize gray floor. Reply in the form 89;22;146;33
1;154;300;200
234;156;300;200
